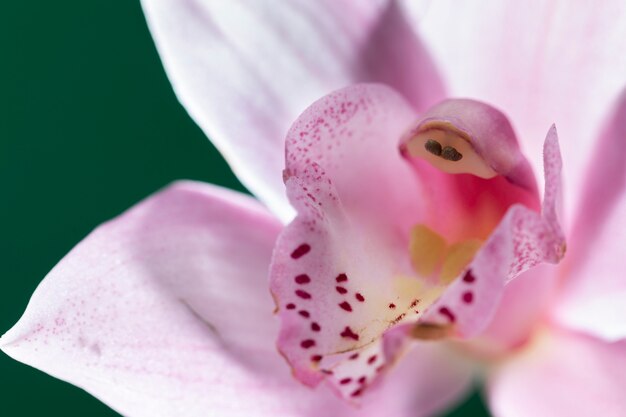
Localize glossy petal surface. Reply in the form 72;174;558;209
488;328;626;417
552;92;626;341
141;0;444;220
409;0;626;217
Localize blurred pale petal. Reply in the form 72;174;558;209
552;92;626;341
488;328;626;417
407;0;626;220
140;0;445;220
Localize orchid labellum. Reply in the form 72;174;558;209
3;1;626;417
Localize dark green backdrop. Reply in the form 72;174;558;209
0;2;488;416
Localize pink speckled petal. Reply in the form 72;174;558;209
271;84;430;397
552;91;626;341
488;327;626;417
409;1;626;218
0;182;303;417
141;0;444;220
418;126;565;337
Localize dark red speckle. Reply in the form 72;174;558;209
349;352;359;360
336;286;348;295
410;299;420;308
321;369;334;375
311;354;323;362
299;310;310;318
462;270;476;283
339;377;352;385
311;322;321;332
295;289;312;299
462;291;474;304
351;388;363;398
291;244;311;259
336;273;348;283
339;301;353;312
439;306;456;323
340;326;359;341
286;303;296;310
355;293;365;302
367;355;377;365
388;303;396;309
301;339;316;349
294;274;311;284
358;376;367;384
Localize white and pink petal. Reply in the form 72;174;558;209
552;92;626;342
488;327;626;417
141;0;445;220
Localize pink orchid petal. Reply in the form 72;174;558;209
488;327;626;417
479;265;559;350
418;126;565;337
140;0;444;220
0;180;475;417
271;84;428;396
1;181;300;416
408;1;626;217
552;92;626;341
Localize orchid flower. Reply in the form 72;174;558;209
3;2;626;417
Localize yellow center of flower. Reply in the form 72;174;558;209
409;224;482;284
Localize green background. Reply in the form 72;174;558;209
0;1;488;416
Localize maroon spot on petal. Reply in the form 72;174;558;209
349;353;359;360
311;322;321;332
392;313;406;324
336;273;348;283
339;377;352;385
340;326;359;341
462;270;476;283
414;310;420;314
295;289;312;299
351;388;363;397
321;369;334;375
355;293;365;302
410;299;420;308
336;286;348;295
339;301;353;312
462;291;474;304
286;303;296;310
294;274;311;284
291;244;311;259
439;306;456;323
299;310;310;318
300;339;316;349
357;376;367;384
367;355;377;365
311;354;323;362
388;303;396;309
